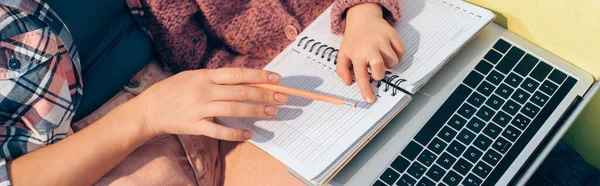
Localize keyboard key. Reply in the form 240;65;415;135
407;163;427;179
504;73;524;88
453;158;474;175
438;126;458;142
397;174;417;186
464;146;483;163
484;77;577;185
443;170;463;185
467;92;486;108
414;85;472;145
473;135;493;151
502;125;522;142
521;77;540;93
466;117;485;133
530;61;553;81
531;91;550;107
464;71;484;88
448;115;468;130
495;83;515;99
483;150;502;166
457;104;476;119
511;114;531;130
475;60;494;75
492;111;512;127
458;129;476;145
486;70;505;85
496;46;525;74
417;150;437;166
428;138;448;155
502;99;522;116
483;123;502;139
493;39;511;53
437;152;457;170
402;141;423;160
521;102;541;118
492;137;512;154
473;162;493;178
476;105;495;122
426;164;446;182
540;80;559;96
476;81;496;96
462;173;483;186
448;141;467;157
417;177;435;186
391;156;411;173
373;180;386;186
548;69;567;84
485;94;505;110
483;50;503;64
511;89;531;104
514;54;539;76
380;168;400;185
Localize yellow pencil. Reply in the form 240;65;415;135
249;84;357;108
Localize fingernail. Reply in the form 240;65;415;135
268;73;281;82
244;130;253;139
366;96;375;104
265;106;278;116
274;93;288;103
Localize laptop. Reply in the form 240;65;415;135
327;22;596;186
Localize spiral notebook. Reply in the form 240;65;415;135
217;0;494;185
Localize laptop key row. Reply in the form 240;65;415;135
374;39;576;186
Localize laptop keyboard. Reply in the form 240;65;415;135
373;38;577;186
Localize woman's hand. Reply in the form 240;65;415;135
8;68;286;185
130;68;287;141
337;3;404;104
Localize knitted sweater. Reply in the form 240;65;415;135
142;0;402;72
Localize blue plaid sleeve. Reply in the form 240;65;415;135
0;159;9;186
0;2;83;185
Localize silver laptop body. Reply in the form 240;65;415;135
328;23;595;186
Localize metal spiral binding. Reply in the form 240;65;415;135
297;36;406;96
376;72;406;96
298;36;339;64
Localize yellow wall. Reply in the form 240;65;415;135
466;0;600;78
465;0;600;168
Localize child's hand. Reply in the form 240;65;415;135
337;3;404;104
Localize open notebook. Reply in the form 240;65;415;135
216;0;494;185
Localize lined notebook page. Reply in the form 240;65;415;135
217;0;493;183
218;43;409;180
305;0;494;93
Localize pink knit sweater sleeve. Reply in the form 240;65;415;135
330;0;402;34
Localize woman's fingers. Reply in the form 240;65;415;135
211;85;287;104
353;61;375;104
203;101;278;118
206;68;281;85
194;119;253;141
336;51;353;85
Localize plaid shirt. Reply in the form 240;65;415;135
0;0;147;185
